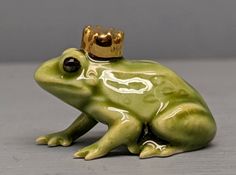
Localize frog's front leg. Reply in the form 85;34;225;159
36;113;97;147
73;105;142;160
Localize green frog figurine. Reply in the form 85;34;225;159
34;25;216;160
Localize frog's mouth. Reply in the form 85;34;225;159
35;80;89;109
36;80;80;96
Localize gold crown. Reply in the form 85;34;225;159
81;25;124;59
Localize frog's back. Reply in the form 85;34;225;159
96;59;210;122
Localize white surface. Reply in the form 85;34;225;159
0;60;235;175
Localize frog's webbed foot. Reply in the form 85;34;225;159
36;131;73;147
36;113;97;147
137;125;183;158
139;140;183;158
73;142;108;160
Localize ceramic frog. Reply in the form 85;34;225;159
34;26;216;160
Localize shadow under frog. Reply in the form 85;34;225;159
34;48;216;160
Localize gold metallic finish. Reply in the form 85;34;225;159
81;25;124;59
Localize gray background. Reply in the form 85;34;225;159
1;0;236;62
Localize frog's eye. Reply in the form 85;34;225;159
63;57;81;73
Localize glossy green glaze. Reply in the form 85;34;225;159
35;48;216;160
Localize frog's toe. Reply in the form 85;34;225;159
36;136;48;145
139;143;167;158
48;137;60;147
73;143;107;160
127;143;141;154
139;144;156;158
60;139;71;146
84;150;106;160
73;148;89;158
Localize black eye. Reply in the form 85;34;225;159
63;57;81;73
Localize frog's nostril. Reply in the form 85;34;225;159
34;65;49;84
34;67;43;83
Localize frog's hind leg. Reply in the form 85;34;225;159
140;103;216;158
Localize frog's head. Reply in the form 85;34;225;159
34;48;98;108
35;25;124;108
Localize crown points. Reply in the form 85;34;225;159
81;25;124;59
